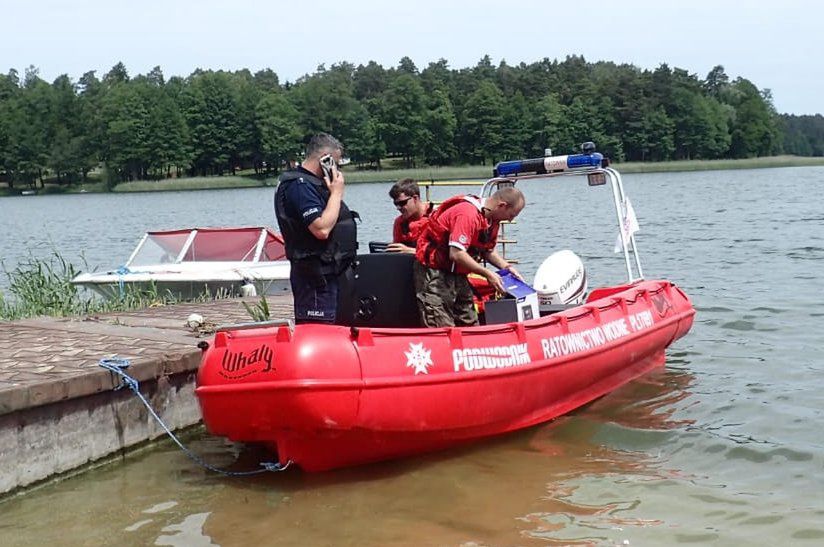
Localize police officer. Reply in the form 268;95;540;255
274;134;358;324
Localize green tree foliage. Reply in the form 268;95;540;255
338;101;385;167
290;63;356;137
704;65;730;98
353;61;389;101
781;114;824;156
534;93;567;154
255;91;302;171
48;74;86;184
0;56;815;191
422;89;457;165
461;80;506;164
420;59;451;95
380;73;428;165
139;73;191;178
182;71;242;176
4;67;53;187
0;70;21;188
726;78;781;158
627;106;676;162
75;71;106;180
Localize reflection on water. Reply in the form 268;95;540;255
156;513;216;547
2;167;824;545
0;370;709;546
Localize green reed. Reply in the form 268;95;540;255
0;254;192;321
242;296;271;322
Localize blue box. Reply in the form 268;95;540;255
498;270;537;299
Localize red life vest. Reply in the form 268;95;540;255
416;195;498;274
392;202;433;247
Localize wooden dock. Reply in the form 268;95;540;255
0;294;294;497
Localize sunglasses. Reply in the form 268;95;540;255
393;197;412;208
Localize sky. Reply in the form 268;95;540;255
1;0;822;115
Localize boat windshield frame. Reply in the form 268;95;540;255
480;162;643;284
125;227;278;267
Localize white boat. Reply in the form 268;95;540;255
72;227;291;299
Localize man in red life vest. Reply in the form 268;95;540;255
387;178;433;253
414;187;525;327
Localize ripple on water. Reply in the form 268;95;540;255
675;531;721;543
591;422;679;452
725;445;814;464
721;320;756;331
740;514;785;526
786;246;824;260
788;216;824;222
750;306;786;313
792;529;824;540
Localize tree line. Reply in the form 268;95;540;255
1;55;822;189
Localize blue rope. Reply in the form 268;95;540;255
114;266;131;298
99;356;291;476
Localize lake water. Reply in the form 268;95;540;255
1;167;824;545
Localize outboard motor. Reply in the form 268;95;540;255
533;250;587;313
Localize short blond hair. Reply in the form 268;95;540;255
493;186;524;208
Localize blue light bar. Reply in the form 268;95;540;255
494;152;604;177
567;153;604;169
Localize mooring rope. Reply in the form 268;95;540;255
114;266;131;297
98;356;291;476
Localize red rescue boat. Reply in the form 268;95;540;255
195;145;696;471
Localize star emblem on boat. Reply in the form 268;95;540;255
405;342;433;375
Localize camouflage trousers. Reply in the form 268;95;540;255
413;261;478;327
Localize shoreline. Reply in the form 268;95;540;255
2;155;823;197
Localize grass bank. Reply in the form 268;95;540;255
2;156;823;197
615;155;824;173
92;156;824;191
112;176;278;193
81;155;824;188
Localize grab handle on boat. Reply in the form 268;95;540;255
215;319;294;333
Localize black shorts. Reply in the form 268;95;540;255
290;268;339;324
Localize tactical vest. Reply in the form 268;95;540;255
416;195;497;274
274;169;358;275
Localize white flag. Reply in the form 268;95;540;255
614;197;639;253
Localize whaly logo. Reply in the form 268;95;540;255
220;344;274;379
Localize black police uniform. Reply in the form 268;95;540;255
274;166;358;324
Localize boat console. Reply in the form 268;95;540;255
338;250;575;328
339;252;420;328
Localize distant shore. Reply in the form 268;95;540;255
2;155;823;197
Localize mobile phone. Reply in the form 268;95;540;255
319;154;335;181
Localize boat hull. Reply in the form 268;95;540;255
71;226;290;300
196;280;694;471
74;277;291;300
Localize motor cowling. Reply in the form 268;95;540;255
533;250;587;311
